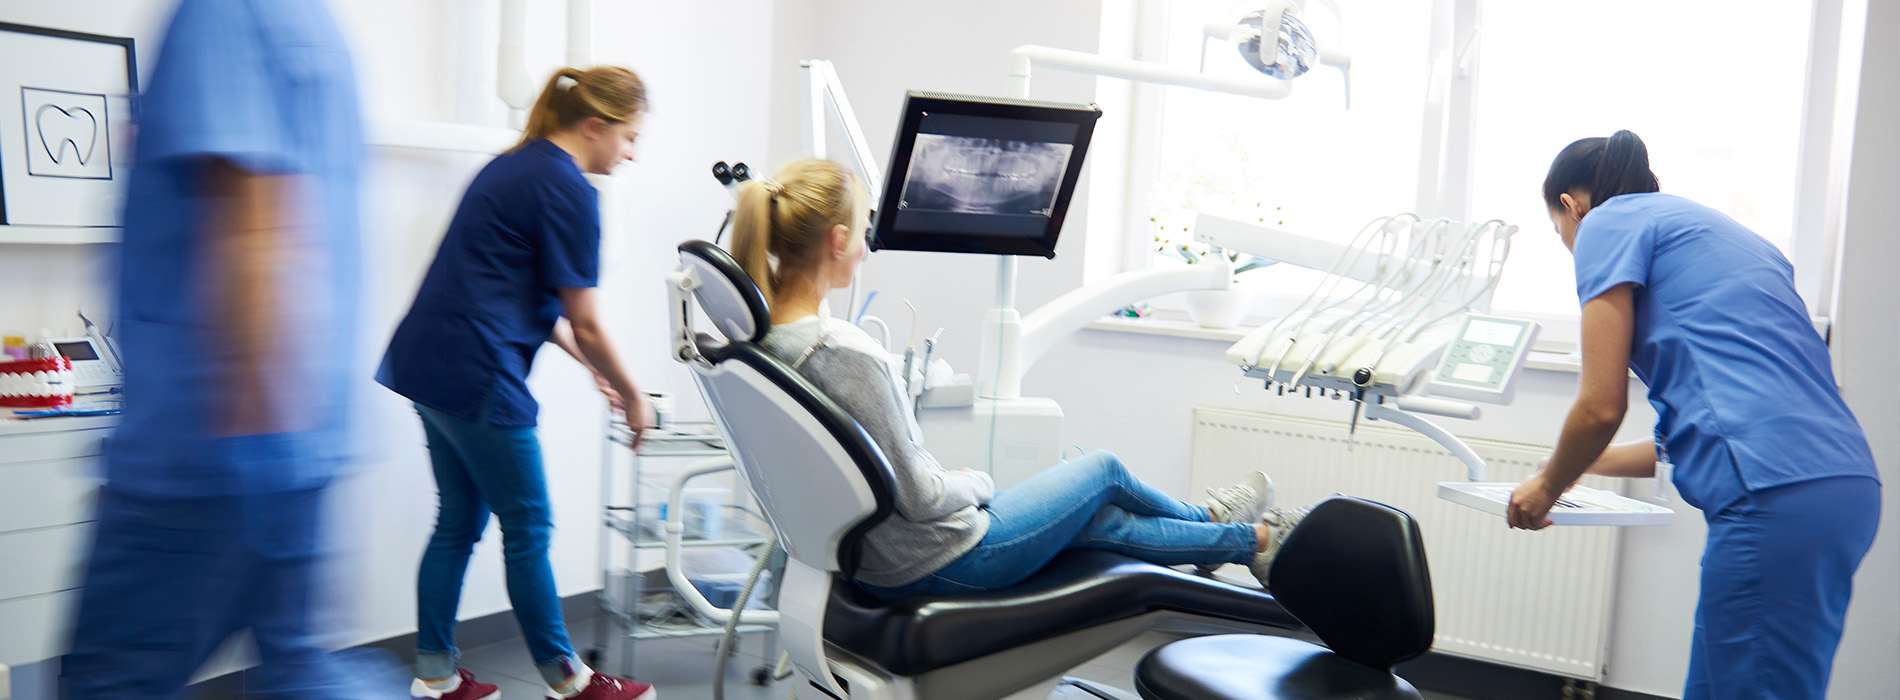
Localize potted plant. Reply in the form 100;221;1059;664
1145;123;1290;328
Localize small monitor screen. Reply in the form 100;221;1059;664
1463;319;1523;346
55;341;99;361
873;92;1101;258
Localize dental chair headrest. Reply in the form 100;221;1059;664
1268;496;1435;670
678;240;771;346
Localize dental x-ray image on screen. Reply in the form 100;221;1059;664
873;91;1101;258
900;134;1073;217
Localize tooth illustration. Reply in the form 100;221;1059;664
37;103;100;166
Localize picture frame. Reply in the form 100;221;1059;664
0;22;137;230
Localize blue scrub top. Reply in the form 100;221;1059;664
110;0;362;498
1573;193;1879;512
376;139;600;427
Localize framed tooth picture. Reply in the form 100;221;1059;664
0;22;136;229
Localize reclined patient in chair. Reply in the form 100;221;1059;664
731;159;1313;598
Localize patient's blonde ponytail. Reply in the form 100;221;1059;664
729;159;860;303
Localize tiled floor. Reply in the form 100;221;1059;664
433;621;1477;700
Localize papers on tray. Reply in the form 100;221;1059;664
1437;481;1674;526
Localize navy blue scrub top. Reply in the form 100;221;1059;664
377;139;599;426
1573;193;1879;512
112;0;362;498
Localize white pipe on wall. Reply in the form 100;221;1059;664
498;0;533;128
567;0;594;68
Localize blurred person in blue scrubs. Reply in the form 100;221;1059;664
1508;130;1881;700
62;0;387;698
377;65;656;700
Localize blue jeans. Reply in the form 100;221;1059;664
1682;475;1880;700
864;451;1258;598
414;403;582;686
65;486;393;700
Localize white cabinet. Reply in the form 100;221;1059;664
0;416;112;669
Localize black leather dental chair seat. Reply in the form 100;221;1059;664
1135;497;1435;700
1136;636;1420;700
825;549;1301;676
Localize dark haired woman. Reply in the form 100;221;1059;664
1508;130;1879;699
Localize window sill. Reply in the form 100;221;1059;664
1083;314;1592;375
1083;315;1252;343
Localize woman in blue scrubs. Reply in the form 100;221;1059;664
379;66;657;700
1508;130;1881;699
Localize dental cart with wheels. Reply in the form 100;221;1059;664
588;418;780;686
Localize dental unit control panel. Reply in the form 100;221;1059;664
1427;314;1538;405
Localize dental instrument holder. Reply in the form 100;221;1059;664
1200;213;1524;485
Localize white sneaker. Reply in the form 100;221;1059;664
1204;471;1274;524
1248;504;1313;589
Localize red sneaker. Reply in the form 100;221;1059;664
548;673;655;700
412;669;500;700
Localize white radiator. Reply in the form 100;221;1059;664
1191;406;1620;680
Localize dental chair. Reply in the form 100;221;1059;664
1134;497;1434;700
667;240;1435;700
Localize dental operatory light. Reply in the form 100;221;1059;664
1234;8;1317;79
1206;1;1353;107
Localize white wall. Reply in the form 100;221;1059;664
768;1;1894;698
0;0;778;652
1824;0;1899;695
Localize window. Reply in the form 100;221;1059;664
1471;0;1815;317
1119;0;1844;336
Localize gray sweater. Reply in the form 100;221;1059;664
760;316;994;587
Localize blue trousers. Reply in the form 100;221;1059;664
864;451;1257;597
414;404;582;686
63;486;387;700
1683;475;1880;700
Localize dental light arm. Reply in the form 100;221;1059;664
1009;45;1293;101
801;60;884;201
1016;261;1234;375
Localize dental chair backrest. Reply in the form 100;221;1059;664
1267;496;1436;670
671;239;898;578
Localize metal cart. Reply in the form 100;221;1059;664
588;419;780;683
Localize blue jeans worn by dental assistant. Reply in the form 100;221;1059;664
1681;475;1880;700
864;451;1258;598
414;403;583;686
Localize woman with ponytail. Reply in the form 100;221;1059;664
378;66;657;700
1508;131;1879;699
733;159;1322;601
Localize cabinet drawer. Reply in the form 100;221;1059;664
0;524;90;601
0;429;109;466
0;589;78;667
0;459;99;533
